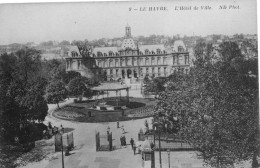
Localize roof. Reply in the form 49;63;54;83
172;40;187;52
139;44;165;53
92;47;119;55
91;83;129;91
68;45;81;57
121;38;136;50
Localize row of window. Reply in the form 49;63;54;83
99;67;168;75
97;57;169;67
93;49;168;57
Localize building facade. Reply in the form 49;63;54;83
66;25;190;81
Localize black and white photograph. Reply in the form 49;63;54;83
0;0;258;168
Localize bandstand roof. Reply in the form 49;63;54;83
91;83;129;91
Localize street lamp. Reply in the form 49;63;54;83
61;134;65;168
167;149;170;168
154;123;162;168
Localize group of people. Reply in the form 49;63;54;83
43;122;64;139
120;135;127;146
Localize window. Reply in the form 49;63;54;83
145;57;149;65
115;59;119;67
104;53;107;57
145;49;149;55
151;57;155;65
109;59;113;67
109;51;113;56
158;67;161;76
146;68;149;74
178;46;184;52
157;49;161;54
139;58;143;65
110;69;113;75
98;61;102;67
163;57;167;64
157;57;161;64
139;51;143;55
164;67;167;75
163;50;167;54
97;52;102;57
78;60;81;69
185;55;188;64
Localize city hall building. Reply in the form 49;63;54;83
65;25;190;81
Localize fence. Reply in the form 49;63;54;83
127;105;155;118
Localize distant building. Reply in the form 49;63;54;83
65;25;190;81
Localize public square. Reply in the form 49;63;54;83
17;97;205;168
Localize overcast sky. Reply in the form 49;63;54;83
0;0;257;45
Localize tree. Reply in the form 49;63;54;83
67;76;93;100
45;79;67;108
153;41;259;167
0;48;49;143
143;77;166;97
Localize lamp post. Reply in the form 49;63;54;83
60;132;65;168
154;124;162;168
167;149;170;168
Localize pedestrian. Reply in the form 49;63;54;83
60;124;64;134
121;125;125;134
123;136;126;146
117;121;119;128
120;136;123;146
130;138;134;149
133;144;136;155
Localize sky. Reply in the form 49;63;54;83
0;0;257;45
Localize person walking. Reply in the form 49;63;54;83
117;121;120;128
120;136;123;146
123;136;126;146
121;125;125;134
133;144;136;155
130;138;134;149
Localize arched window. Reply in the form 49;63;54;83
151;57;155;65
145;57;149;65
145;49;149;55
104;53;107;57
157;49;161;54
178;46;184;52
109;51;114;56
97;51;103;57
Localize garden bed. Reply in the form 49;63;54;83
53;97;158;122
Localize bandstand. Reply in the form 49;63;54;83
91;83;130;110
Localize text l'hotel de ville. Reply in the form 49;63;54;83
129;5;240;12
